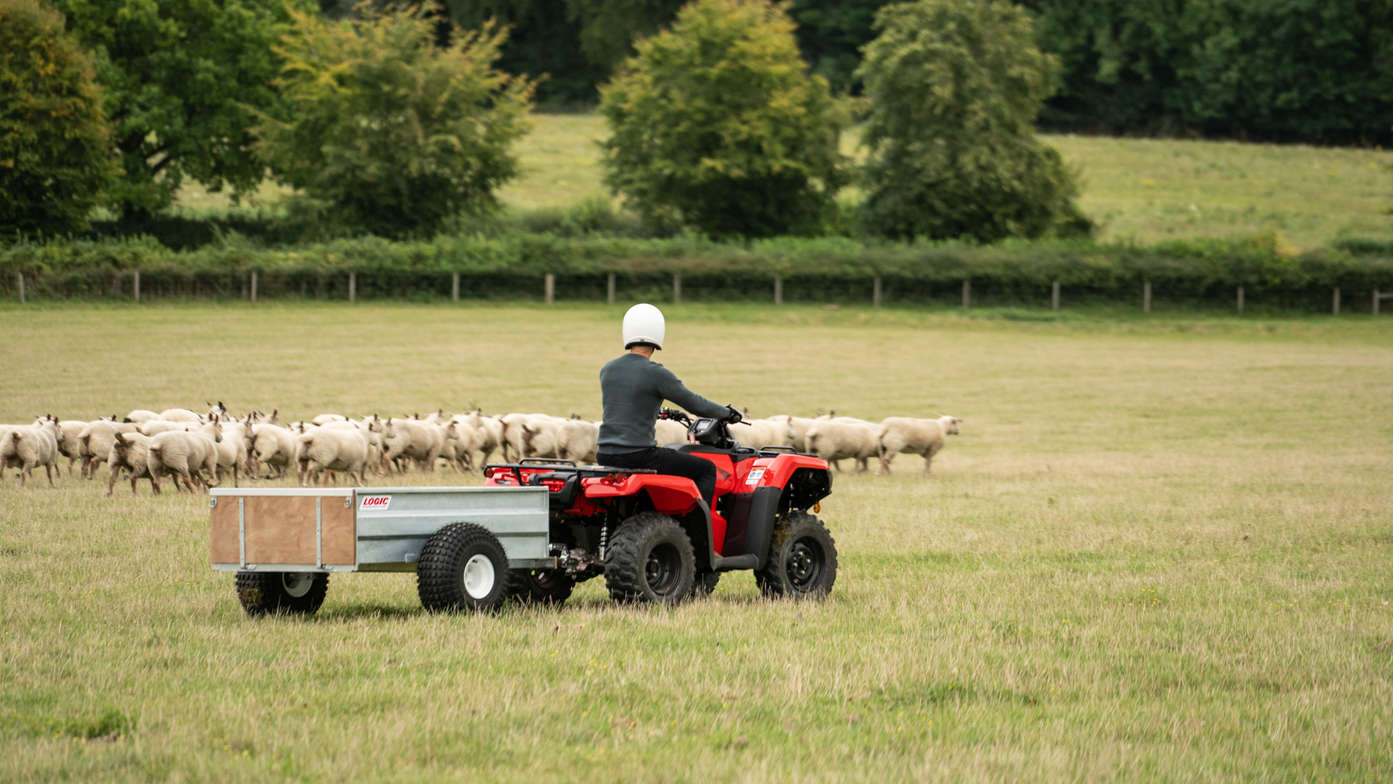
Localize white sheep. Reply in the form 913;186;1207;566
733;417;791;449
148;421;221;492
2;422;59;486
447;411;501;470
323;418;385;474
212;416;250;486
78;420;139;479
297;427;369;486
805;417;878;473
139;419;194;437
249;423;298;479
654;417;689;446
107;431;160;496
441;420;478;471
518;415;567;460
382;418;443;473
772;414;827;453
123;409;160;424
557;418;599;464
500;413;553;461
311;413;347;425
158;407;203;423
876;415;962;476
33;416;88;476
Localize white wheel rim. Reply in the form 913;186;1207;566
281;573;313;598
462;554;496;599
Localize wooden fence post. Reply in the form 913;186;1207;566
1376;289;1382;316
673;272;682;304
873;276;882;309
1332;287;1341;315
348;272;356;303
606;272;616;305
133;270;141;303
250;270;258;304
1051;280;1060;311
1237;285;1245;315
545;273;555;304
774;275;783;305
1143;280;1151;314
451;272;460;303
16;272;24;304
961;280;971;309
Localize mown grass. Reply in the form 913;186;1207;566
1;302;1391;781
176;113;1393;251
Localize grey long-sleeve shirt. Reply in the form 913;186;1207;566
598;353;728;453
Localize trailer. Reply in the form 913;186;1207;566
212;434;836;617
210;485;552;615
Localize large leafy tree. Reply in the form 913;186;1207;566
856;0;1089;242
599;0;848;237
1;0;118;236
254;4;534;237
55;0;304;217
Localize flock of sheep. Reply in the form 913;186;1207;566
0;404;962;495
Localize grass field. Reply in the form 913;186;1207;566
175;114;1393;251
1;302;1391;781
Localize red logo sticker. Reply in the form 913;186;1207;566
360;495;391;511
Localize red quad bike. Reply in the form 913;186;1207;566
483;409;837;605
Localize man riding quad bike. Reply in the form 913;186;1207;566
475;303;837;606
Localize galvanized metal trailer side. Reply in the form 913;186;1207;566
210;486;553;574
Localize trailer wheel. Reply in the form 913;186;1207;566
756;511;837;600
510;569;575;606
235;571;329;616
604;512;695;604
417;522;512;613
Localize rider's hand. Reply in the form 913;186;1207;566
724;405;744;424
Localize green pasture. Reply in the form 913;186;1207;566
174;114;1393;251
1;302;1390;781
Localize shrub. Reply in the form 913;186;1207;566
599;0;849;238
254;4;534;238
856;0;1090;243
0;0;118;237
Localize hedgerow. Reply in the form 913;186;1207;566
1;233;1391;308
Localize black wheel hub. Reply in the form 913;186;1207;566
787;539;822;589
644;543;679;594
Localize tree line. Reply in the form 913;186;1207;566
425;0;1393;146
3;0;1390;243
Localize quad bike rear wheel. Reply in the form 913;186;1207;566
417;522;512;613
235;571;329;616
604;512;695;604
756;511;837;600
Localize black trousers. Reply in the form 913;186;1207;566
597;447;717;510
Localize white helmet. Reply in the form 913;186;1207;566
622;303;665;349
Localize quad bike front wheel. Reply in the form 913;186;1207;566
235;571;329;616
604;512;695;604
417;522;512;613
756;511;837;600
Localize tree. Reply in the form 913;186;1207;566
0;0;118;236
856;0;1089;242
599;0;848;237
55;0;304;217
254;4;534;238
